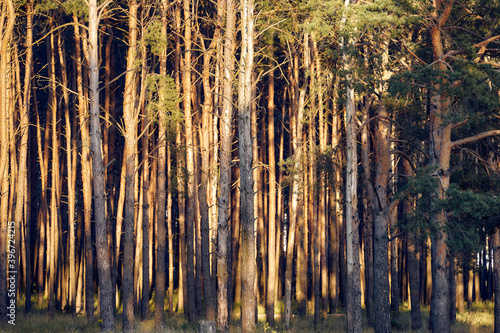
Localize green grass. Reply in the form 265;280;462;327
0;298;494;332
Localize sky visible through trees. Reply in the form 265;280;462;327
0;0;500;332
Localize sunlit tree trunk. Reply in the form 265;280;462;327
330;77;341;314
138;41;150;321
14;0;33;315
173;0;184;314
181;0;197;320
266;64;277;326
122;1;139;329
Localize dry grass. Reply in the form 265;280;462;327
0;299;494;332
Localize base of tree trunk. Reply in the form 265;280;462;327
198;320;216;333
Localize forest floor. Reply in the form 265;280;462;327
0;298;493;332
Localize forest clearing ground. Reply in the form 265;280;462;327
0;297;494;333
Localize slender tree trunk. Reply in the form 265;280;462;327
56;26;77;316
266;65;277;326
285;35;310;330
449;256;457;322
73;16;95;323
154;0;169;327
122;1;139;330
217;0;236;328
493;229;500;333
14;0;33;316
198;11;220;319
0;2;15;319
342;1;362;328
182;0;197;320
361;97;374;325
141;97;150;322
457;266;465;314
428;3;455;330
405;160;422;330
87;1;115;330
330;78;341;313
239;0;256;329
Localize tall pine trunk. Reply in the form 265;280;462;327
342;1;362;329
266;65;277;326
87;0;115;330
183;0;197;320
238;0;256;329
155;0;169;327
122;1;139;329
217;0;236;328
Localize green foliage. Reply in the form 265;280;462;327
145;74;182;142
441;184;500;261
398;166;440;238
143;19;168;56
61;0;88;18
389;60;500;130
278;157;297;188
315;145;338;185
35;0;59;13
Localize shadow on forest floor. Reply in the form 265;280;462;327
0;298;493;332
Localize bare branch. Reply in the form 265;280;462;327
451;130;500;148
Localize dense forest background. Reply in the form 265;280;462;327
1;0;500;332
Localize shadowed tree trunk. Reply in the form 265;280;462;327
154;0;169;327
198;5;220;319
405;160;422;330
73;15;95;323
493;228;500;333
360;96;375;325
238;0;256;329
342;1;362;331
285;34;310;330
87;0;115;330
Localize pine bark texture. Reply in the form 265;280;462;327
217;0;236;328
88;1;115;330
239;0;256;329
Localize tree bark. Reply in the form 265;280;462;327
238;0;256;329
266;65;277;326
182;0;197;320
87;1;115;330
361;97;375;325
493;229;500;333
342;0;362;328
217;0;236;328
122;1;139;330
428;3;455;331
14;0;33;316
154;0;169;327
198;8;220;319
